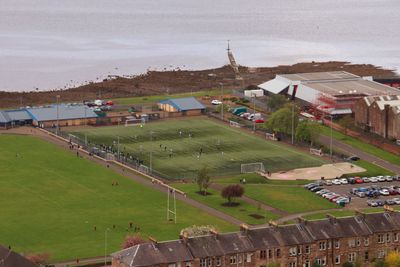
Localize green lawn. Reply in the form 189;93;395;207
243;184;337;214
0;134;235;262
302;207;400;221
112;90;220;105
320;126;400;166
68;119;325;180
172;183;279;225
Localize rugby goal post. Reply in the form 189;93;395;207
229;120;242;128
125;118;145;127
265;132;277;141
241;162;265;173
310;148;323;157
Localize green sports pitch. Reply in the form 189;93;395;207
68;118;325;179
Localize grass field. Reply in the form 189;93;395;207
172;183;279;225
320;126;400;166
0;134;235;261
68;119;325;179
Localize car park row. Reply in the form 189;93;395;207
304;175;400;208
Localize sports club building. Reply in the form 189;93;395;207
259;71;400;116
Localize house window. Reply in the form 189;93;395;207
298;246;302;255
356;238;361;246
260;250;266;259
168;264;176;267
230;256;237;264
319;241;326;250
207;258;212;267
246;253;251;263
276;248;281;257
335;255;340;265
238;255;242;263
268;249;272;258
334;240;340;249
289;262;297;267
216;257;221;266
305;245;310;254
364;251;369;261
200;259;207;267
395;233;399;242
348;252;356;262
364;237;369;246
386;233;391;242
304;260;310;267
289;247;297;256
378;234;384;243
348;238;356;247
316;257;326;266
377;250;385;259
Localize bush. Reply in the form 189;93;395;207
221;184;244;205
121;234;146;249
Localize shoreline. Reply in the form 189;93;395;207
0;61;398;109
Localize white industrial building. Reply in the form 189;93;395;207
259;71;399;115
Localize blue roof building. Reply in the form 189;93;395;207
158;97;206;114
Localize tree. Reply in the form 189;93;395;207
338;115;354;134
295;120;320;146
342;262;354;267
266;263;281;267
265;103;299;136
180;225;217;237
267;94;288;111
196;167;211;195
26;252;50;266
385;251;400;267
221;184;244;205
121;234;145;249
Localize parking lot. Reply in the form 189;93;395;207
304;175;400;209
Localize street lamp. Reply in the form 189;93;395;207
219;83;224;121
56;95;60;135
104;228;110;267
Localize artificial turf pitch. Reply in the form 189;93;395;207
0;134;235;261
69;118;325;180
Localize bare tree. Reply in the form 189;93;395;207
121;234;146;249
221;184;244;205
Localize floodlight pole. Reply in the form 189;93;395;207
330;114;333;159
220;83;224;121
56;95;60;135
291;101;295;145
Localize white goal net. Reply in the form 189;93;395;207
265;132;277;141
310;148;323;156
229;120;242;128
241;162;265;173
138;164;150;174
125;118;145;127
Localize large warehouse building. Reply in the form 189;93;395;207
259;71;399;115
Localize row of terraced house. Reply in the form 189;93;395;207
111;211;400;267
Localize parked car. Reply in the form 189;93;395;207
367;199;378;207
362;177;370;183
332;179;341;185
356;191;366;198
316;189;330;196
379;189;390;196
369;177;378;183
385;199;396;205
211;99;222;105
376;200;385;206
355;178;364;184
340;178;348;184
377;176;386;182
310;187;323;192
240;112;251;118
385;176;393;182
347;177;355;184
325;180;333;186
346;155;360;161
254;119;265;123
391;198;400;205
389;189;399;195
336;197;350;204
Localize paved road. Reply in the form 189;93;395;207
319;135;400;174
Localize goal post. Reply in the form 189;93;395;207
229;120;242;128
265;132;277;141
241;162;265;173
310;148;323;157
125;118;145;127
138;164;150;174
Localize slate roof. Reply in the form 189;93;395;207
0;245;37;267
26;105;98;122
112;212;400;267
5;110;32;121
159;97;205;111
0;111;11;123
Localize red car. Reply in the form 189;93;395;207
105;100;114;106
355;178;364;184
255;119;265;123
